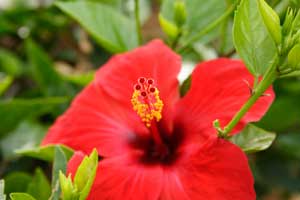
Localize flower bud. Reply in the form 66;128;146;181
258;0;282;45
288;44;300;70
159;14;179;40
174;0;187;27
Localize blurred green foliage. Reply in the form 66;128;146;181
0;0;299;200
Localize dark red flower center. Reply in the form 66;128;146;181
131;77;182;165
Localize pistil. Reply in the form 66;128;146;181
131;77;166;150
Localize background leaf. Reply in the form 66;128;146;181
0;122;46;160
55;1;138;53
26;168;51;200
160;0;226;44
0;97;69;137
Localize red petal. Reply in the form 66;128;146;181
176;58;274;136
95;39;181;131
85;153;163;200
161;139;255;200
42;82;148;157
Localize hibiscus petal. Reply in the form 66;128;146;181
95;39;181;130
161;139;255;200
68;152;164;200
42;82;148;157
176;58;274;136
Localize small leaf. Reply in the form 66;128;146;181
74;149;98;200
288;44;300;70
230;124;276;153
55;1;138;53
10;193;36;200
59;172;79;200
233;0;277;76
26;168;51;200
258;0;281;45
158;14;179;40
16;144;74;162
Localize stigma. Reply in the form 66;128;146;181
131;77;164;127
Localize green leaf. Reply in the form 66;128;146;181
258;0;281;45
49;146;69;200
0;49;23;77
233;0;277;76
160;0;226;43
74;149;98;200
0;179;6;200
0;75;13;96
4;172;32;195
0;97;69;137
16;144;74;162
25;39;73;96
288;44;300;70
55;1;138;53
26;169;51;200
10;193;36;200
230;124;276;153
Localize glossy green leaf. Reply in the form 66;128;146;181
230;124;276;153
0;49;23;77
258;0;281;45
74;149;98;200
26;168;51;200
233;0;277;76
160;0;226;43
50;146;69;200
0;97;69;137
10;193;36;200
25;39;73;96
4;173;32;195
0;122;46;160
16;144;73;162
55;1;138;53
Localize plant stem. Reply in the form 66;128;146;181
177;3;236;53
221;59;279;137
134;0;142;45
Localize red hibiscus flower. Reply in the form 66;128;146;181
42;40;274;200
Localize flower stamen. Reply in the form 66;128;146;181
131;77;164;127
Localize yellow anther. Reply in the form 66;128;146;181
131;78;164;127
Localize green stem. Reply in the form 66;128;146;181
220;59;279;137
177;3;236;53
134;0;142;45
